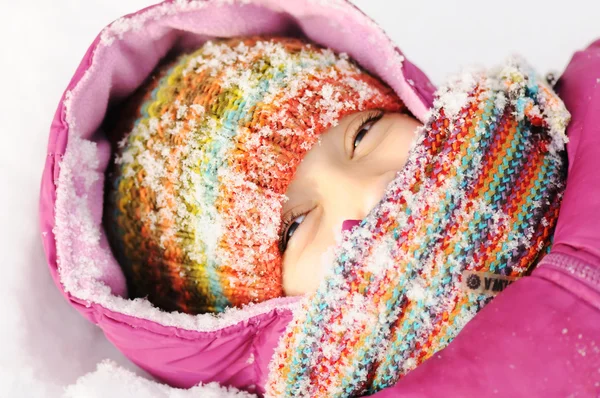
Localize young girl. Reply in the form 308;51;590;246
103;36;421;314
40;0;600;396
102;34;592;396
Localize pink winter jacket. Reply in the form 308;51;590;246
39;0;600;396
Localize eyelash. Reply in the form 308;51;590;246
278;209;307;253
350;110;384;157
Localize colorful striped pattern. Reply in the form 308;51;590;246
103;37;403;314
266;60;570;397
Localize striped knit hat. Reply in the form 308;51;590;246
266;59;569;397
103;37;404;314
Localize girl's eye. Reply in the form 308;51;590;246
350;111;384;158
353;119;377;149
280;214;306;253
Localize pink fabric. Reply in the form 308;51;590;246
38;0;435;394
371;40;600;397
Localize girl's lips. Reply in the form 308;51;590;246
341;219;361;232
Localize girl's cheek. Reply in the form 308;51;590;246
282;221;335;296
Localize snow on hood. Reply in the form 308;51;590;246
42;0;434;334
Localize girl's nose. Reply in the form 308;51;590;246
341;219;361;232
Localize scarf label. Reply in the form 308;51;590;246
461;270;520;296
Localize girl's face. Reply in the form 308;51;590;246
280;110;423;295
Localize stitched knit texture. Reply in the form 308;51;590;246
103;37;404;314
265;59;570;397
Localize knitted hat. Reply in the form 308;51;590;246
104;37;404;314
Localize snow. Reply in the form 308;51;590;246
63;360;253;398
1;0;598;397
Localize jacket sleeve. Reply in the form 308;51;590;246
549;39;600;267
371;40;600;398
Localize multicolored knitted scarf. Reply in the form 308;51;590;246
266;59;570;397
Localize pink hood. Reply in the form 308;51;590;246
38;0;435;394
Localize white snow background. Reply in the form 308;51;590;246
1;0;598;396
